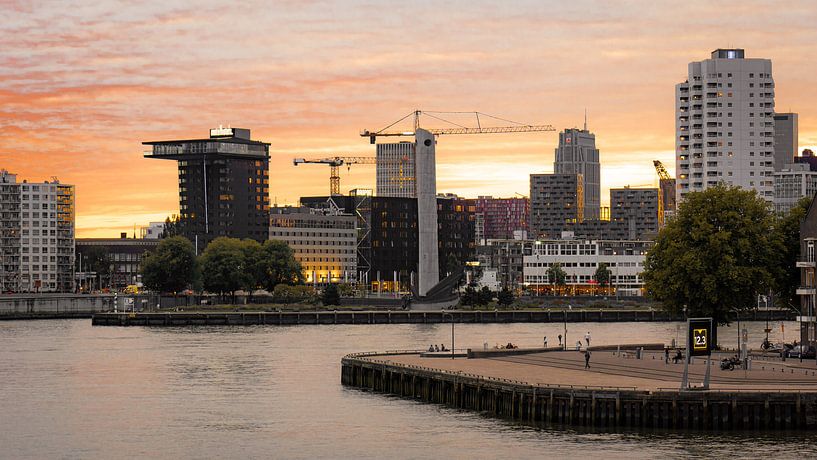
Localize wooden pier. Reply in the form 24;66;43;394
90;308;792;326
341;349;817;430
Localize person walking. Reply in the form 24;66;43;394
543;336;548;348
558;334;562;348
585;350;591;369
664;347;670;364
585;331;592;347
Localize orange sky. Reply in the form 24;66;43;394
2;1;817;237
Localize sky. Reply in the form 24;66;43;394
2;0;817;237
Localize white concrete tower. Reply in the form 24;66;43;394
415;128;439;296
675;49;775;203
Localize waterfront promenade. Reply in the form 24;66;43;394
382;349;817;391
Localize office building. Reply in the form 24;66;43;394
773;113;798;171
269;206;357;284
143;127;271;250
0;170;74;292
523;239;652;296
610;187;660;240
376;142;416;197
797;199;817;346
472;196;530;243
300;194;475;291
554;126;600;219
76;236;159;291
529;173;583;239
774;163;817;213
676;49;775;203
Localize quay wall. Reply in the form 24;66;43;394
341;353;817;430
91;309;793;327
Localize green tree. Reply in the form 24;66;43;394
321;283;341;306
444;253;461;276
594;263;612;293
547;263;567;295
161;214;183;239
497;286;514;306
773;196;812;307
643;185;783;344
478;286;494;305
199;237;252;297
256;240;304;291
140;236;197;293
460;286;479;307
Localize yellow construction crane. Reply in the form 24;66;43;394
652;160;676;226
360;110;555;143
293;156;376;195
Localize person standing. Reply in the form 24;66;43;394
585;331;592;347
585;350;591;369
664;347;670;364
558;334;562;348
543;336;548;348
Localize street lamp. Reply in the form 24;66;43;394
563;304;571;350
442;311;455;359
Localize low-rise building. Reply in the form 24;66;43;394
269;206;357;284
76;236;159;291
523;239;653;296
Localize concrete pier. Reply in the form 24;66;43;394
341;348;817;430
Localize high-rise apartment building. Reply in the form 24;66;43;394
376;142;416;197
529;173;583;239
0;170;74;292
144;127;270;250
610;187;660;240
554;126;600;219
774;113;798;171
676;49;775;203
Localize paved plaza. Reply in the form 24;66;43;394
380;349;817;392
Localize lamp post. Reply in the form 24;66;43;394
731;308;741;357
443;311;455;359
563;304;571;350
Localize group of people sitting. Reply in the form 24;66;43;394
494;342;518;349
428;344;449;352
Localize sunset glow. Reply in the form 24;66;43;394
3;1;817;237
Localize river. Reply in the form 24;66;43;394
1;319;814;459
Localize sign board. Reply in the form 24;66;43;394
688;317;713;356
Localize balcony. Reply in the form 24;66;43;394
797;287;816;296
797;260;816;268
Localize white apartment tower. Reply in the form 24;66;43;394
675;49;775;203
0;170;75;292
376;142;416;197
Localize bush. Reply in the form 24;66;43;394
321;284;341;306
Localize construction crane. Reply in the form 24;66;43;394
653;160;676;226
293;156;376;196
360;110;555;143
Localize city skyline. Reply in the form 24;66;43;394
3;1;817;237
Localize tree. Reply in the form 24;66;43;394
199;237;253;297
321;283;341;306
444;253;461;276
140;236;197;293
643;184;782;344
497;286;514;306
478;286;494;305
460;286;479;307
161;214;183;239
547;263;567;295
773;196;812;307
256;240;304;291
594;263;612;294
